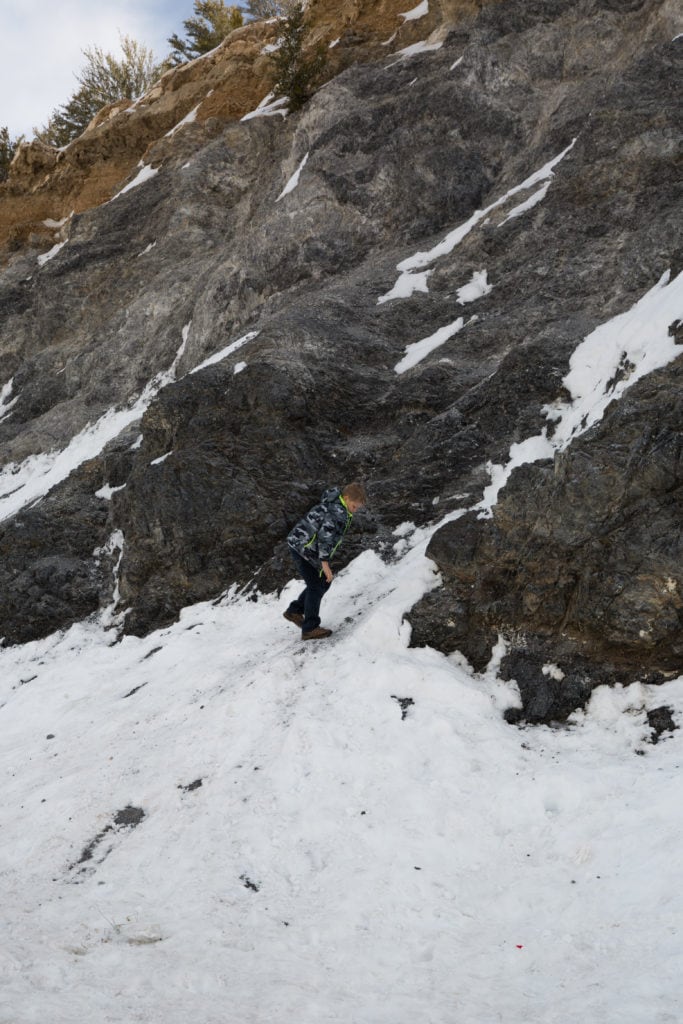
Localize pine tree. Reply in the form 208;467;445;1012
270;3;326;112
0;126;23;182
35;36;162;148
168;1;244;65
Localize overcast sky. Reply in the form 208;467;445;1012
0;0;229;138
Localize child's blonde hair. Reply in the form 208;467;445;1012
343;481;367;505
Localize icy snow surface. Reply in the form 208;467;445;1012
1;517;682;1023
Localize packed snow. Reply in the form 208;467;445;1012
0;509;681;1024
386;39;444;67
37;240;67;267
377;268;431;305
165;105;200;138
0;377;17;422
499;182;552;225
190;330;260;374
395;317;466;374
456;269;492;304
241;94;289;121
111;164;160;202
400;1;429;21
276;152;310;202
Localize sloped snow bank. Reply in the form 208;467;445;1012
0;519;681;1024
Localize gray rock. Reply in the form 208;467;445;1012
0;458;112;643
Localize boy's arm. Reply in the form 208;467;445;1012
317;512;339;582
317;511;341;555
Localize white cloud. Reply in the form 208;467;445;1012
0;0;190;138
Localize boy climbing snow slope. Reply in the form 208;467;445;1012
284;482;367;640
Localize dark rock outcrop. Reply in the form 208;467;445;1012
0;459;112;645
410;359;683;721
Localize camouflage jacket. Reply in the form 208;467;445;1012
287;487;353;567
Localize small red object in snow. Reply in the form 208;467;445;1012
516;945;524;949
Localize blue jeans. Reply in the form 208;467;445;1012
288;550;331;633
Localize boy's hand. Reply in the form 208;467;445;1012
322;561;333;583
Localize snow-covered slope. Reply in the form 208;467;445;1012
1;520;681;1023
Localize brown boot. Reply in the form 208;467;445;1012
283;609;304;627
302;627;333;641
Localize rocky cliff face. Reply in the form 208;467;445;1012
0;0;681;721
0;0;488;259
